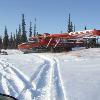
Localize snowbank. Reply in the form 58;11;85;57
0;48;100;100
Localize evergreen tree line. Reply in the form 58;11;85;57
0;13;87;50
0;14;33;50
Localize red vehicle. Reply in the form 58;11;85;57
18;29;100;53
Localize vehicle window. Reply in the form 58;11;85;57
29;38;38;42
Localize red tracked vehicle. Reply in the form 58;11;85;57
18;29;100;53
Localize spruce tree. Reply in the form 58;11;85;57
15;33;18;48
21;14;27;42
67;14;71;33
17;24;22;44
3;26;9;49
85;26;87;30
15;29;19;48
29;21;32;37
34;18;37;36
13;34;16;49
0;36;2;50
70;22;73;32
9;33;13;49
74;24;75;32
67;14;73;33
16;29;18;36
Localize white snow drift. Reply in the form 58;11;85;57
0;48;100;100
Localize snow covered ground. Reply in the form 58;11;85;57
0;48;100;100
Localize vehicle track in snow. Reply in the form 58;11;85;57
0;55;68;100
23;55;68;100
17;59;52;100
51;58;67;100
0;60;34;99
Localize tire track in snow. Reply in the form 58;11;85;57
0;58;52;100
0;61;20;96
1;75;19;97
11;67;35;99
32;60;53;100
18;56;53;100
17;61;49;100
0;55;68;100
0;60;34;99
28;55;67;100
52;58;67;100
17;54;67;100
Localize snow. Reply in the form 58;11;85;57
0;48;100;100
57;48;100;100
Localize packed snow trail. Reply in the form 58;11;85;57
29;55;67;100
18;59;52;100
52;58;67;100
0;60;34;99
0;55;67;100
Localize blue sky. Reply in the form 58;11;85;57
0;0;100;36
